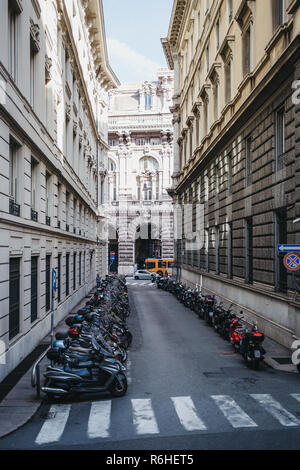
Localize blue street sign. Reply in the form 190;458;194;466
278;244;300;253
110;256;115;261
52;269;57;292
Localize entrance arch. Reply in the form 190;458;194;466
134;223;161;269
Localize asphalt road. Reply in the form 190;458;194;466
1;280;300;450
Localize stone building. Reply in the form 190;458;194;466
0;0;118;381
107;69;175;275
162;0;300;347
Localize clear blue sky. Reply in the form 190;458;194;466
102;0;174;84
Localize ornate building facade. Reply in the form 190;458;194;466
162;0;300;347
107;69;175;275
0;0;118;381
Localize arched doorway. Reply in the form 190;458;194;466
108;224;118;273
135;223;161;269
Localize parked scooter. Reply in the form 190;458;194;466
42;337;127;399
239;323;265;370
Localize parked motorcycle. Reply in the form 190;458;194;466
239;323;265;370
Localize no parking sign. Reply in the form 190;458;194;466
283;252;300;271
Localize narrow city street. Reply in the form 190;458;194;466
1;281;300;451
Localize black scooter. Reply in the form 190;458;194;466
41;337;127;399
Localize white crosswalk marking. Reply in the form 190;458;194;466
87;401;112;439
131;398;159;435
211;395;258;428
171;396;207;431
35;404;71;445
251;394;300;427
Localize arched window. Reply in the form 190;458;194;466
139;156;159;173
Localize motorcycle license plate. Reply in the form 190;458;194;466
254;350;261;358
209;311;214;317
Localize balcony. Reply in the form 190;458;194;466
66;224;69;232
46;216;51;226
73;227;76;234
9;199;20;217
57;220;61;229
31;209;38;222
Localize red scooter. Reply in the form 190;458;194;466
230;313;246;353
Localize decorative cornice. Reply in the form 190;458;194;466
169;0;188;48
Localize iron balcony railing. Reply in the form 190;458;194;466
31;208;38;222
9;198;20;216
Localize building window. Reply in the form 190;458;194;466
143;180;152;200
9;257;20;340
245;217;253;284
8;6;18;81
205;173;209;201
198;10;201;37
136;138;146;146
213;81;219;121
215;226;220;275
206;44;210;73
245;136;252;186
227;151;232;195
275;209;287;292
189;127;193;159
45;255;51;312
45;172;51;224
215;164;220;194
216;19;220;51
73;252;76;290
272;0;284;31
30;46;36;107
203;99;208;135
9;136;20;215
66;253;70;296
150;137;161;145
276;106;285;171
227;222;233;279
205;229;209;271
31;157;39;219
225;58;232;103
57;254;61;303
66;191;70;230
79;252;82;286
145;95;152;110
228;0;233;22
31;256;38;323
242;26;251;76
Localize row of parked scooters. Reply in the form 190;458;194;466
41;275;132;400
157;277;266;370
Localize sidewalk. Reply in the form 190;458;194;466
0;288;96;439
0;290;298;439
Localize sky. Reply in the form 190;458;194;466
102;0;174;84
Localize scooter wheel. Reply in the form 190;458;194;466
110;373;128;397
